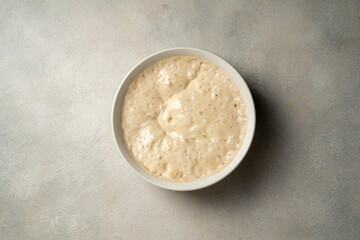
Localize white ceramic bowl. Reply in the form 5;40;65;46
112;47;255;191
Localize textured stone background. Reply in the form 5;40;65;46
1;0;359;239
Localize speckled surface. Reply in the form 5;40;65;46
1;0;359;239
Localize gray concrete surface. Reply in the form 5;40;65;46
1;0;360;239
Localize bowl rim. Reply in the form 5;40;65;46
112;47;256;191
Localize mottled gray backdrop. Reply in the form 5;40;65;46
1;0;359;239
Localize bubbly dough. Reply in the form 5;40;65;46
122;56;247;182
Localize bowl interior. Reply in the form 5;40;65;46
112;48;255;191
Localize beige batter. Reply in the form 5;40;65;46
122;56;247;182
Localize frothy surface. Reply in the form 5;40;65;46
122;56;247;182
